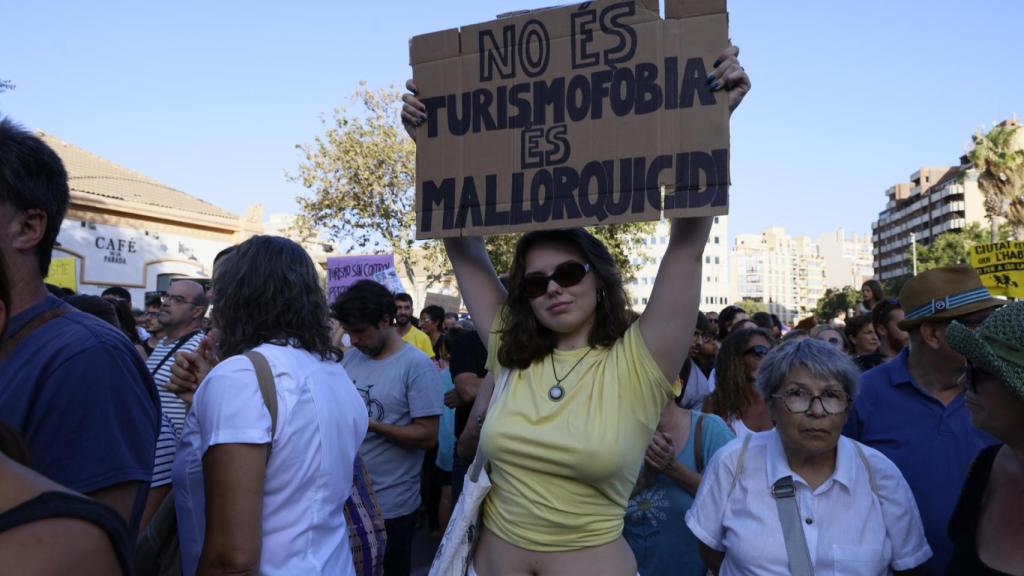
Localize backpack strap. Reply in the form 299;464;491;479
694;413;707;474
0;307;67;360
243;351;277;464
853;442;878;496
728;433;753;496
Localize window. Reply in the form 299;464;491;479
705;256;711;263
714;256;720;264
714;217;719;223
641;298;648;305
714;236;720;244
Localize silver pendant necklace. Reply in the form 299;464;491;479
549;347;594;402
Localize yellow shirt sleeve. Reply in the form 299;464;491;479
402;327;435;358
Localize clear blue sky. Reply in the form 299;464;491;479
2;1;1021;244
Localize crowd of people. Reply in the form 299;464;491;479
1;43;1022;576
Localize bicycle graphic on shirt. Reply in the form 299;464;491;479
354;381;385;422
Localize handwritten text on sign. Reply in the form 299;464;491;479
411;0;730;238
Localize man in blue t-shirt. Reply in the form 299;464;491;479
0;117;160;534
844;266;1001;575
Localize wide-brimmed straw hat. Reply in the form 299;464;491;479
897;265;1004;330
948;302;1024;401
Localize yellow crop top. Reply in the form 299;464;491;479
479;312;679;552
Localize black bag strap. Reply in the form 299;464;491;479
149;330;203;377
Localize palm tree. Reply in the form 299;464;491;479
966;119;1024;241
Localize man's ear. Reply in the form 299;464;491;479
918;322;944;351
9;208;47;252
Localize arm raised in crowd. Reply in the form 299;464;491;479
402;79;507;343
639;46;749;384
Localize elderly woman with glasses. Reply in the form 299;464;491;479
686;339;931;575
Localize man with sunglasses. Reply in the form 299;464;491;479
843;265;1002;575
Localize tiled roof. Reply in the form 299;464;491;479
38;132;239;221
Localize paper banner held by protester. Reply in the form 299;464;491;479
327;254;399;303
410;0;730;239
373;267;406;294
44;256;77;291
970;241;1024;298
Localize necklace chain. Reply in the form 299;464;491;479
551;347;594;384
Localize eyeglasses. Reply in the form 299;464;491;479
161;294;202;306
694;332;716;343
772;388;849;415
744;344;770;358
522;261;592;299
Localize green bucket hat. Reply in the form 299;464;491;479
948;301;1024;401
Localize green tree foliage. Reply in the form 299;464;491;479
966;121;1024;240
293;84;425;288
295;83;655;290
733;298;768;314
814;286;862;322
909;222;1011;273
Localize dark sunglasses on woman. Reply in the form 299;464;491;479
523;261;592;299
744;344;770;358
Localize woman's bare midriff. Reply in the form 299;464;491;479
472;525;637;576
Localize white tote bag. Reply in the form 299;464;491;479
428;367;513;576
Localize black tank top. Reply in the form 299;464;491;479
947;444;1014;576
0;491;133;575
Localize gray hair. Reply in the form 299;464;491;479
756;338;861;401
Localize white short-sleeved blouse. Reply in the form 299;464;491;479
172;343;368;576
685;429;932;575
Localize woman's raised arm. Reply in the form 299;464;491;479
639;46;750;383
402;80;508;341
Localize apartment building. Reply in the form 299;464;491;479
730;227;826;324
627;216;731;313
817;228;874;290
871;165;987;281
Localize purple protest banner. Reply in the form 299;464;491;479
326;254;399;303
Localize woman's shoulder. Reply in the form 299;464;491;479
843;436;910;489
695;411;731;433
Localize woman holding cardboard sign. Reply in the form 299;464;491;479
403;44;749;576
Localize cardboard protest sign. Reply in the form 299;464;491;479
45;257;77;291
410;0;730;239
327;254;398;302
424;292;462;314
970;241;1024;298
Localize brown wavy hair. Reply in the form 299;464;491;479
704;327;771;420
212;235;340;361
497;229;632;369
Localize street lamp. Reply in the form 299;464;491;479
910;232;918;276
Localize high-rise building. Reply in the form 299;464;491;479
871;165;987;281
626;216;731;313
730;227;826;324
817;228;874;290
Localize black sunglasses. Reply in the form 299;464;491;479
744;344;770;358
523;261;592;299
